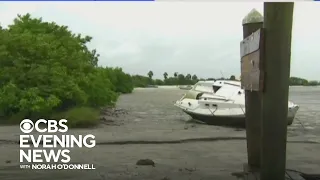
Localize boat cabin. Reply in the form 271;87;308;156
192;80;241;94
192;81;216;93
200;80;244;102
212;80;241;93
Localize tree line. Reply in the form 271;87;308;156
131;71;237;87
289;77;320;86
133;71;320;87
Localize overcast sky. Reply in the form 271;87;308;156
0;2;319;80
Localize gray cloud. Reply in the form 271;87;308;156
0;2;319;80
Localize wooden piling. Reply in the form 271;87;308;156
241;9;263;169
260;2;294;180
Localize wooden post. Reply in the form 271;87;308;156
260;2;294;180
241;9;263;169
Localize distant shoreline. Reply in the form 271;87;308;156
134;85;319;89
290;85;320;87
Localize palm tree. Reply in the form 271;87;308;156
148;71;153;79
192;74;198;81
174;72;178;78
163;72;168;80
186;74;191;80
229;75;236;80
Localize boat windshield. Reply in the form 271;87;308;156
212;85;221;92
214;85;240;99
194;84;214;93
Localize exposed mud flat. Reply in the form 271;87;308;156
115;86;320;139
0;86;319;180
99;106;129;126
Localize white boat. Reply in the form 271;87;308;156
179;85;193;90
174;80;299;127
182;80;241;99
181;80;216;99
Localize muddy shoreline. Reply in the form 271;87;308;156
0;87;319;180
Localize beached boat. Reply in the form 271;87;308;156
182;80;216;99
174;80;299;127
179;85;193;90
182;80;240;99
145;85;158;88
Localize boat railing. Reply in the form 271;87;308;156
179;94;186;101
223;82;241;87
200;94;228;100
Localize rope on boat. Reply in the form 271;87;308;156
207;106;218;116
295;117;306;131
239;104;245;115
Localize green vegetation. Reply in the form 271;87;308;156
131;71;241;87
132;72;201;87
289;77;320;86
0;14;133;127
132;71;205;87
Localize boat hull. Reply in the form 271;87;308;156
179;87;193;90
183;109;296;128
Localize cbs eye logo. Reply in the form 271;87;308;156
20;119;34;134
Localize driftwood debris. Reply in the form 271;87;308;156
136;159;155;167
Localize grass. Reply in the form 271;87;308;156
50;107;100;128
0;107;101;128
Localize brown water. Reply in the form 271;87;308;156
287;86;320;136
